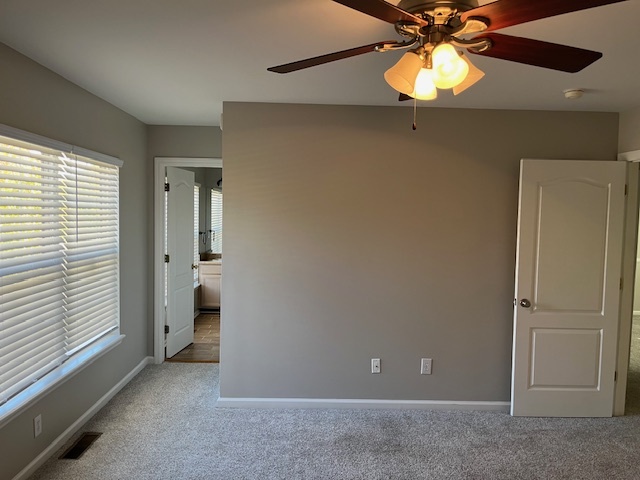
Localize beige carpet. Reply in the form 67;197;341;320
28;363;640;480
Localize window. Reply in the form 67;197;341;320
210;189;222;254
0;125;122;416
194;183;200;282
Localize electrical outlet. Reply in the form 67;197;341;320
34;414;42;438
371;358;381;374
420;358;432;375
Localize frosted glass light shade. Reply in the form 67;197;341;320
384;52;423;95
431;43;469;89
453;54;485;95
412;68;437;100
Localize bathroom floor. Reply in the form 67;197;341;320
166;311;220;363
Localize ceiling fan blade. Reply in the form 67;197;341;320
333;0;428;27
268;41;396;74
461;0;627;32
468;33;602;73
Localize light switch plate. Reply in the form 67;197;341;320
421;358;432;375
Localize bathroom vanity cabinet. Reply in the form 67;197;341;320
199;261;221;309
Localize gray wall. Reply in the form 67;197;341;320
619;106;640;152
147;125;222;158
220;102;619;401
0;43;148;480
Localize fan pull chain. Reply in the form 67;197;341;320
412;97;417;130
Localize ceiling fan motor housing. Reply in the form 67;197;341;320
393;0;490;55
395;0;486;44
397;0;479;19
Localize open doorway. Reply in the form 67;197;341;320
153;157;223;365
626;220;640;414
167;166;222;363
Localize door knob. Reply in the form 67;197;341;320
519;299;531;308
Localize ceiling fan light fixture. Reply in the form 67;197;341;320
431;43;469;89
269;0;619;110
412;68;437;100
453;53;485;96
384;50;424;95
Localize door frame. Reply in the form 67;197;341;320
615;151;640;415
153;157;223;364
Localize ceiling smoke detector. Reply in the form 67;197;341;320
563;89;584;99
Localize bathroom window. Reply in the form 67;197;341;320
0;124;122;421
210;189;222;254
194;183;200;282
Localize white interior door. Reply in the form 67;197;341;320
511;159;627;417
166;167;195;358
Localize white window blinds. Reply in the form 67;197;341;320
211;189;222;254
0;127;121;406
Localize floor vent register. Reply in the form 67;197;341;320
59;432;103;460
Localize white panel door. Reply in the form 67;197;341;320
511;159;626;417
166;167;195;358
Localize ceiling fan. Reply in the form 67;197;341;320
268;0;627;101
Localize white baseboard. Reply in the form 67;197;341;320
12;356;153;480
216;397;510;412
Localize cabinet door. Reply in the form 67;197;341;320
201;274;221;308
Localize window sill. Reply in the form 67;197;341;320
0;333;125;429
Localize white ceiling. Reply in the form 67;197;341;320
1;0;638;126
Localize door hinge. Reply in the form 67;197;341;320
164;182;170;192
614;371;618;382
164;254;170;263
620;277;624;290
625;184;628;196
165;325;170;334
